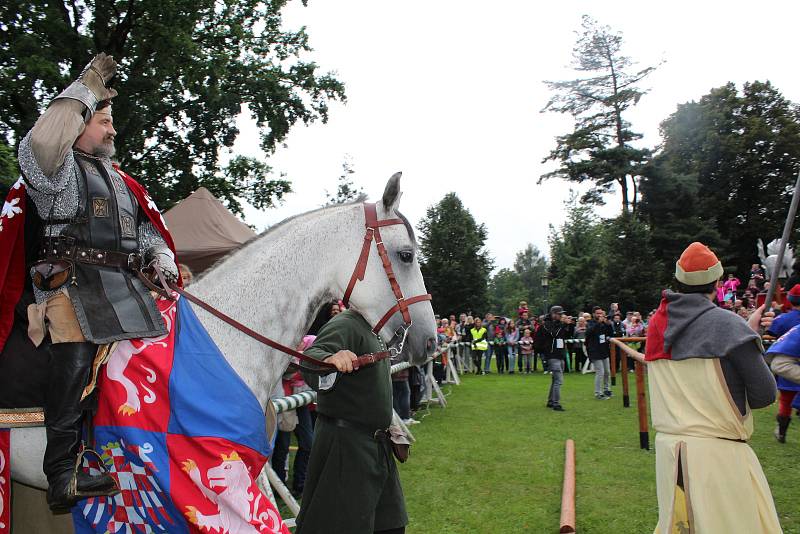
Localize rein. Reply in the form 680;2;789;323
170;284;391;373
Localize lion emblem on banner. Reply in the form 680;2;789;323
106;298;177;416
182;452;285;533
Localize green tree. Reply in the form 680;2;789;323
541;15;657;214
653;81;800;276
0;139;17;198
590;213;664;313
418;193;493;316
0;0;345;214
638;162;724;281
513;243;548;314
547;194;602;313
487;268;527;318
325;156;364;205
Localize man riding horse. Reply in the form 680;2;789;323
2;53;178;512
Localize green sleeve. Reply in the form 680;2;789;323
305;320;355;362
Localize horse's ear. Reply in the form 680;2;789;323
382;172;402;213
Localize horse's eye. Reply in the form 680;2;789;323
398;250;414;263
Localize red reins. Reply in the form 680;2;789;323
171;284;390;372
342;203;432;334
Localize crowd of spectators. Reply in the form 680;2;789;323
436;301;654;376
433;302;656;411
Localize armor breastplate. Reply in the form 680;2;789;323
66;154;139;253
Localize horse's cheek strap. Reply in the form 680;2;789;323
343;228;374;306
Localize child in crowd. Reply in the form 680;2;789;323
493;317;508;373
517;301;529;318
505;321;520;374
723;273;741;303
519;328;535;373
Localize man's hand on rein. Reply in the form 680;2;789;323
325;350;359;373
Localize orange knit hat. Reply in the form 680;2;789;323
675;242;723;286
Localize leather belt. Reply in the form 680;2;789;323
318;413;389;441
38;236;142;270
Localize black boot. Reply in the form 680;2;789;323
775;415;791;444
43;342;119;513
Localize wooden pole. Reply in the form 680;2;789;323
609;342;617;386
621;351;630;408
559;439;576;533
635;360;650;450
764;167;800;310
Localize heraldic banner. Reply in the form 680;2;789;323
71;295;289;534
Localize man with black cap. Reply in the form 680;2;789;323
645;242;780;533
540;305;570;411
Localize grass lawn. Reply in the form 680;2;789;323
398;368;799;534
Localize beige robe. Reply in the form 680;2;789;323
648;357;782;534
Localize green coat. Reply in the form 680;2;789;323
296;310;408;534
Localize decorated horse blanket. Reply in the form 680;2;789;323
74;294;288;533
0;294;289;534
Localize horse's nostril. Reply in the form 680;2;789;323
426;337;435;351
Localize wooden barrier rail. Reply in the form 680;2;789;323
609;338;649;450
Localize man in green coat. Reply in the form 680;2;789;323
297;309;407;534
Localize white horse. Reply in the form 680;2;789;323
10;172;437;490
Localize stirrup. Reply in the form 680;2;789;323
67;447;120;499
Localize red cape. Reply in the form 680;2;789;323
0;166;177;352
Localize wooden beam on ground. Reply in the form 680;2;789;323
559;439;576;533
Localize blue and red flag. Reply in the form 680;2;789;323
72;294;289;534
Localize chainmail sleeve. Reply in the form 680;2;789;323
137;220;168;256
18;131;81;216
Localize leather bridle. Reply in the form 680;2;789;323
342;202;432;336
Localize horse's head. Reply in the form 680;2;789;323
345;173;437;365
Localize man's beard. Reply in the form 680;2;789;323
93;139;116;158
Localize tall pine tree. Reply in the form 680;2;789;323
418;193;493;316
541;15;657;213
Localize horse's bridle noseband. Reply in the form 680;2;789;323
342;203;432;336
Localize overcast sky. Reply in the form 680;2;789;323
231;0;800;271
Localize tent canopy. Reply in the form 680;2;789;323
163;187;256;275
